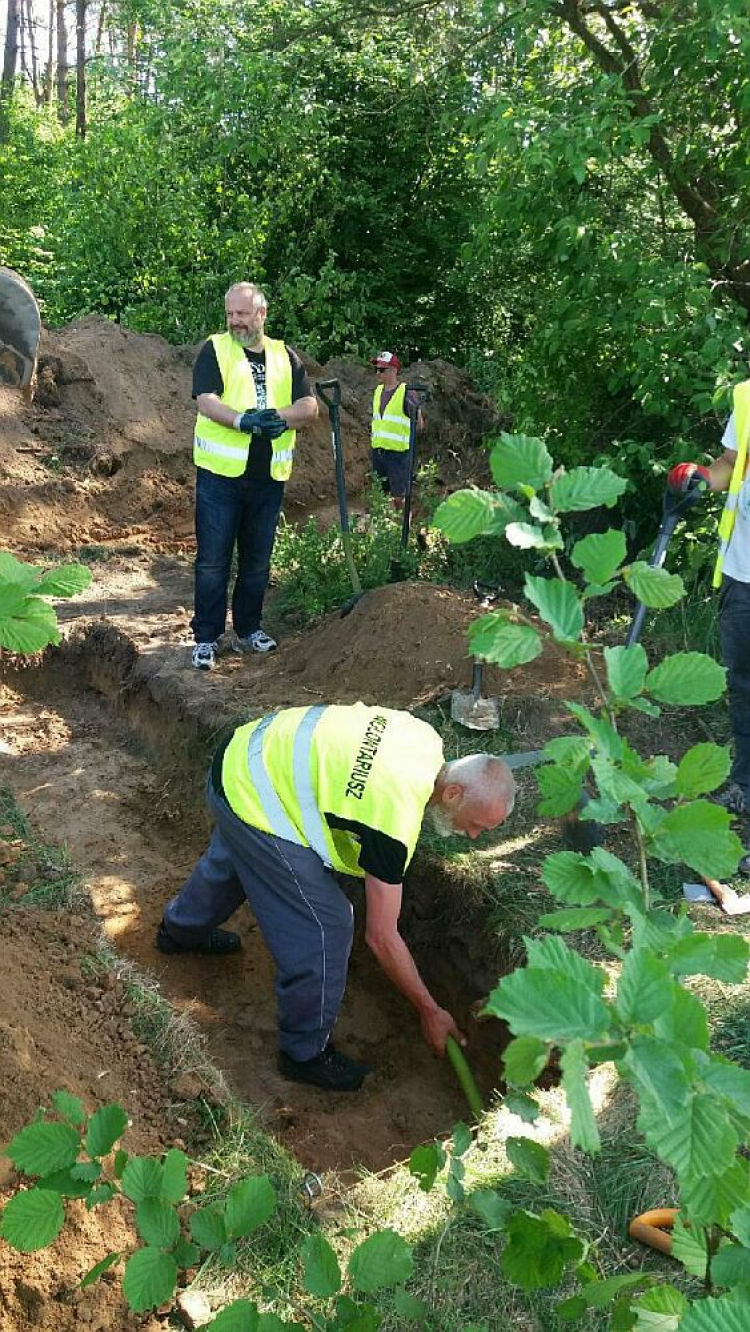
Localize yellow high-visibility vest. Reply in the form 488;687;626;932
371;383;411;452
221;703;444;878
713;380;750;587
193;332;296;480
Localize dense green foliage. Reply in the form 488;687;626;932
1;2;747;492
0;552;92;652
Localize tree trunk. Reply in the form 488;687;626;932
56;0;69;121
94;0;106;56
75;0;85;135
44;0;54;104
1;0;20;108
22;0;42;105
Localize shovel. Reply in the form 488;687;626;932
451;582;502;730
389;381;429;583
316;379;364;614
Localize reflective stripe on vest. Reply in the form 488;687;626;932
193;332;296;480
246;706;332;866
371;383;410;452
713;381;750;588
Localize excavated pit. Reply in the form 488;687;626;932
1;630;524;1174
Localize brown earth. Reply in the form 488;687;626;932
0;318;569;1327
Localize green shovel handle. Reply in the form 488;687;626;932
446;1036;484;1120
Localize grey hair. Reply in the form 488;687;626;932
225;281;267;307
443;753;516;815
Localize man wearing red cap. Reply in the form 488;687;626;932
369;351;424;509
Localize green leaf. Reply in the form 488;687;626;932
302;1233;341;1298
0;1187;65;1251
36;564;93;597
503;1091;540;1123
348;1229;414;1293
674;1294;749;1332
135;1198;180;1249
667;933;749;984
550;467;627;513
189;1205;226;1251
672;1215;709;1277
0;597;61;653
85;1104;128;1158
505;521;561;550
502;1036;550;1086
632;1284;689;1328
654;986;709;1051
536;764;583;816
0;551;41;591
433;490;509;544
122;1247;178;1313
557;1295;588;1321
617;948;674;1024
37;1167;91;1198
468;612;542;667
623;563;684;610
501;1209;583;1291
626;1036;691;1122
681;1159;749;1227
452;1123;473;1157
171;1237;200;1268
120;1157;164;1203
560;1041;600;1154
71;1162;101;1183
579;1273;651;1307
645;652;726;705
224;1175;276;1239
538;907;613;932
51;1091;87;1126
506;1137;550;1184
209;1301;260;1332
468;1190;512;1230
160;1149;188;1204
571;530;627;584
490;434;553;490
486;967;613;1042
642;1092;739;1183
86;1182;116;1209
675;743;731;798
604;644;648;700
80;1252;121;1289
408;1142;446;1191
7;1122;81;1176
525;935;605;996
730;1206;750;1248
393;1288;429;1320
524;575;584;641
651;801;743;880
113;1149;128;1179
543;735;592;773
712;1244;750;1288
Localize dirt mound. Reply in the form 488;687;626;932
0;903;197;1332
1;318;499;554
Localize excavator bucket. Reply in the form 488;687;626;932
0;267;41;390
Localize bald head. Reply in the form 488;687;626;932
428;754;516;839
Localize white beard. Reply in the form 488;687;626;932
429;806;466;838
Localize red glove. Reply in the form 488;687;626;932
667;463;710;496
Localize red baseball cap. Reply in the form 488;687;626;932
370;350;401;370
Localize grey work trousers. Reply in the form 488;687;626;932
163;780;354;1060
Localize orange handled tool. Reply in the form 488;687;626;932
628;1207;678;1255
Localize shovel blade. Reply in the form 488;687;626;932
450;688;501;731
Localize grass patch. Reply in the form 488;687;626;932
0;786;88;910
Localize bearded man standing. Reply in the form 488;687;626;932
189;282;318;670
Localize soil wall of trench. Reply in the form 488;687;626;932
2;624;518;1177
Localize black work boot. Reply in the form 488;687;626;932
277;1044;372;1092
156;919;242;955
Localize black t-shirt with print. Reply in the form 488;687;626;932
193;340;312;480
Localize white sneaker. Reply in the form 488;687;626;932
233;630;277;654
192;641;218;670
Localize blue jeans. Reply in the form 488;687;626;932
719;575;750;799
163;779;354;1059
191;468;284;644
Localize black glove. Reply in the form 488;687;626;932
237;408;287;438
